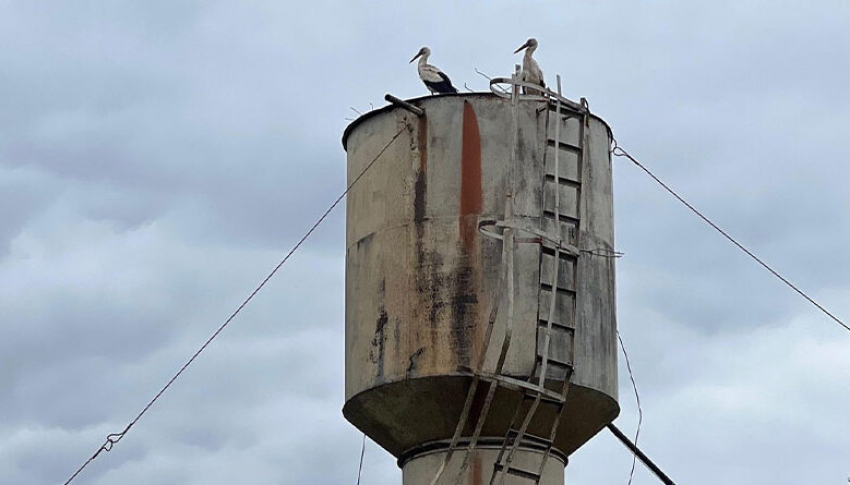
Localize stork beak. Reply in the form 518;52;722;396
514;41;530;54
409;52;422;63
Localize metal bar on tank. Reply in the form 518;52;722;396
450;263;513;482
434;70;525;485
495;396;541;485
428;256;510;484
503;64;522;367
491;68;535;485
607;424;677;485
384;94;425;117
531;75;566;481
491;69;522;485
501;65;522;381
508;64;520;197
538;74;564;391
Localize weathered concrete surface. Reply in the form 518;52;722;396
343;93;618;464
401;444;565;485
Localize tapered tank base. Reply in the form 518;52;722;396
401;444;565;485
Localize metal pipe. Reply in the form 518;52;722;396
606;424;677;485
384;94;425;117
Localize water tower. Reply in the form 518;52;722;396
342;76;618;484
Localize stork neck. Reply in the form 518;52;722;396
418;53;429;68
525;45;537;57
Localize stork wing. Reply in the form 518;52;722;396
419;65;444;83
437;71;455;88
420;65;458;94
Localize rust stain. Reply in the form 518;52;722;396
418;116;428;174
413;115;440;362
459;101;482;249
414;117;428;226
414;116;427;235
471;452;481;485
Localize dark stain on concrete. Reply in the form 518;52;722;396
412;115;446;365
448;254;478;367
405;347;424;376
414;117;428;225
414;116;428;294
426;252;446;329
369;307;389;381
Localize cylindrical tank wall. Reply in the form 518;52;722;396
343;93;618;466
402;445;565;485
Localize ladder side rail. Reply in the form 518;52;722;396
490;69;541;485
431;67;523;485
524;75;571;483
449;196;517;484
537;74;565;391
530;100;592;479
536;370;574;478
491;74;569;485
491;68;524;485
492;396;543;485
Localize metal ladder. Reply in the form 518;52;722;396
428;71;592;485
488;78;589;485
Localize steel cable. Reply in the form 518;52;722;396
356;434;366;485
617;330;642;485
612;140;849;334
62;125;407;485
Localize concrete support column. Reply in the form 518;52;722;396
401;445;565;485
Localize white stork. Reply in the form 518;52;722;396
514;38;545;93
410;47;458;95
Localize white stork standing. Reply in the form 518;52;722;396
410;47;458;95
514;38;545;93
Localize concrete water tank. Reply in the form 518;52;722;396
342;92;618;484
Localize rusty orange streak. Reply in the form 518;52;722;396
471;452;482;485
460;101;482;249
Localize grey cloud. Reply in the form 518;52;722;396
1;1;848;484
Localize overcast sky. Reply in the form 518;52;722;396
1;1;848;484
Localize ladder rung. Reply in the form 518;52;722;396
539;243;581;259
537;352;573;369
522;389;566;407
546;138;582;153
542;210;580;227
538;319;575;332
493;463;541;481
539;282;576;295
507;429;553;447
486;374;564;402
548;104;585;118
543;173;581;188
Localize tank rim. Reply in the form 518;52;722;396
397;438;569;468
342;373;621;459
341;92;613;151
